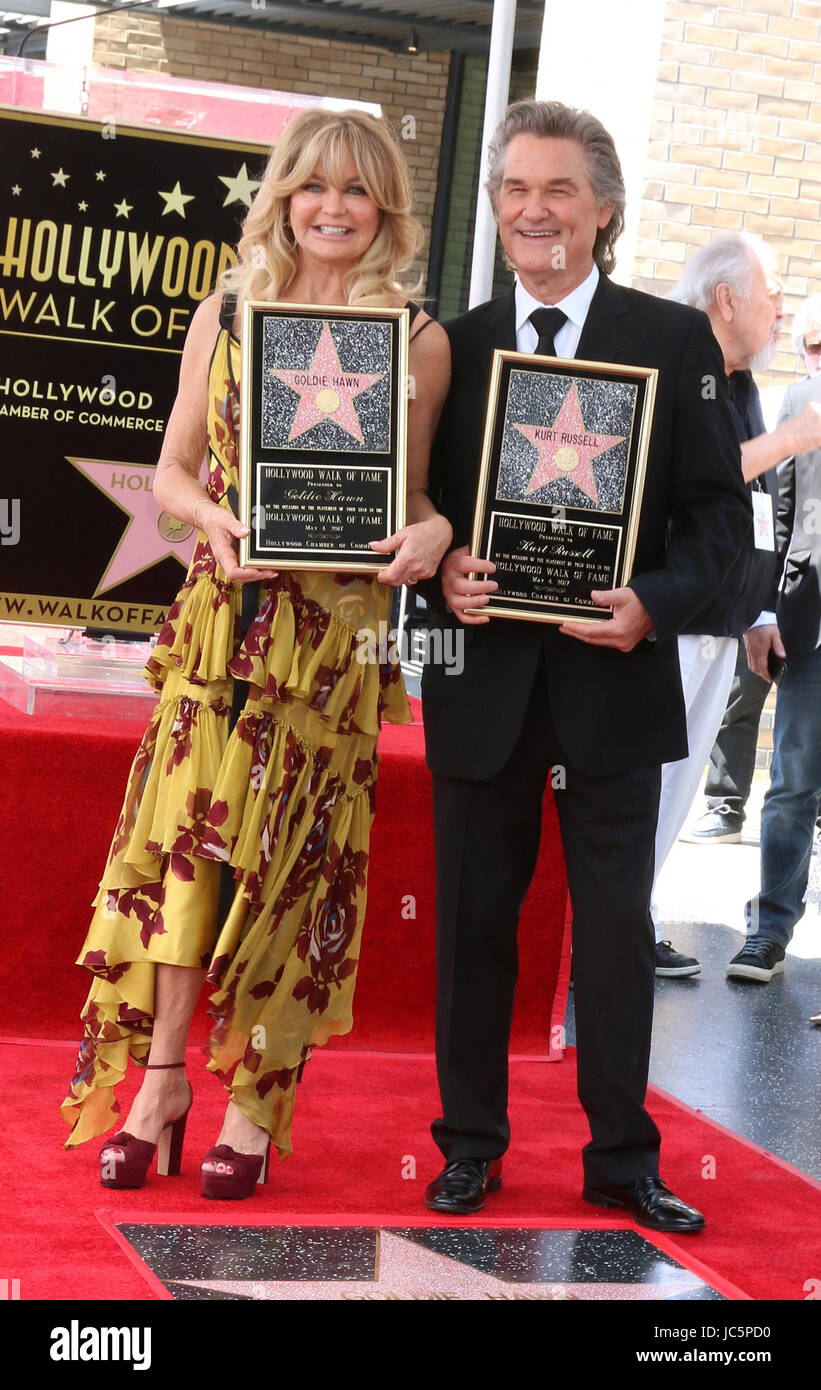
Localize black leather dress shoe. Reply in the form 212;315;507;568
424;1158;503;1214
582;1176;705;1232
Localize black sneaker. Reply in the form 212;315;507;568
726;937;785;982
679;805;742;844
655;940;701;977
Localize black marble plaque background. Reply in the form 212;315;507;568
261;316;391;453
498;369;636;513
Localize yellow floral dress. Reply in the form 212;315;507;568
61;324;411;1158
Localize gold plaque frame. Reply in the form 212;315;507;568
239;300;409;572
468;350;658;623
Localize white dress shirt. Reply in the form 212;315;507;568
514;263;600;359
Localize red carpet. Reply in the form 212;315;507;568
0;694;570;1053
4;691;818;1303
1;1037;818;1301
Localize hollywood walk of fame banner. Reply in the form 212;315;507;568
468;351;657;624
239;301;408;572
0;106;268;633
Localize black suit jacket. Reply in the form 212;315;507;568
681;373;780;636
421;276;752;780
770;374;821;656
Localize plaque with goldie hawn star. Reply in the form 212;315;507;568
468;351;657;623
239;302;408;571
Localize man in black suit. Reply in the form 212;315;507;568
420;100;751;1232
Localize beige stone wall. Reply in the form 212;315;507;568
635;0;821;387
91;14;450;288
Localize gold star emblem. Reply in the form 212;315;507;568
95;170;106;182
30;148;41;159
158;181;195;218
78;200;88;212
114;198;133;218
218;163;261;208
51;168;70;187
11;185;21;196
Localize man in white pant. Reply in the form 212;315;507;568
652;232;802;976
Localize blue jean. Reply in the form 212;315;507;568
745;645;821;948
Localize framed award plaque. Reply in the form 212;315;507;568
239;302;409;571
468;351;658;623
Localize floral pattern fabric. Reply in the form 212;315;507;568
61;327;411;1157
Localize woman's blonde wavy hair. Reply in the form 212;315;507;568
220;107;424;308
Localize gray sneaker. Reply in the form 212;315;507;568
679;805;742;844
726;937;785;982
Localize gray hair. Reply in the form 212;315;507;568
791;293;821;355
670;231;775;309
485;99;625;275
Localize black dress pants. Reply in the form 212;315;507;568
705;641;771;822
430;649;663;1189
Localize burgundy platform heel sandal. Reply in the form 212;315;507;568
98;1062;193;1190
200;1141;271;1200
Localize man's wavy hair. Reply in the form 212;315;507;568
221;107;423;308
485;99;625;275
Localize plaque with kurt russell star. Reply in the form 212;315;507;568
239;302;408;572
468;351;657;623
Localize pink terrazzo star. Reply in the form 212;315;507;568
168;1230;706;1301
69;457;201;595
270;321;383;445
514;382;625;505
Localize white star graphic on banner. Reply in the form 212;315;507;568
158;181;195;218
51;168;70;187
114;198;133;219
219;163;261;208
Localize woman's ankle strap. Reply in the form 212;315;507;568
145;1061;186;1069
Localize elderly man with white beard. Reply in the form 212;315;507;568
651;232;821;979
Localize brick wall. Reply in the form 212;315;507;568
635;0;821;388
91;14;450;290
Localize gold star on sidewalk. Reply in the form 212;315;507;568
11;185;21;196
218;163;261;208
158;181;195;218
51;168;70;187
30;147;41;159
114;198;133;218
95;170;106;181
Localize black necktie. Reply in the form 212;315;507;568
529;307;568;357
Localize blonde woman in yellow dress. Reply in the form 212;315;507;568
61;108;452;1199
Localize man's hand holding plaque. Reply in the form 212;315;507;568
442;546;497;626
559;585;654;651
